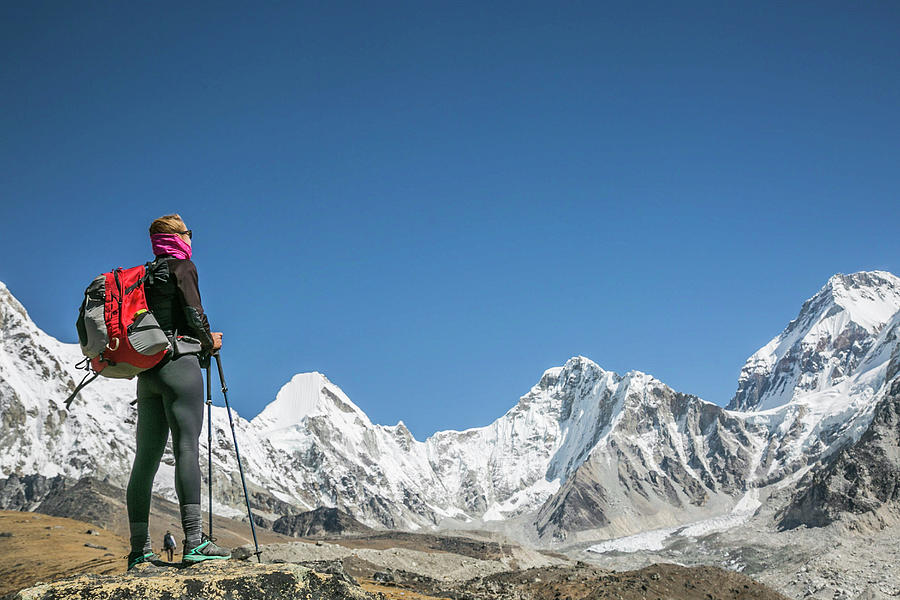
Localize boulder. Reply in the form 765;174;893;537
9;560;373;600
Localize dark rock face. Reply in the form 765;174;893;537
535;460;611;536
273;507;373;538
0;474;66;511
2;474;160;535
35;478;124;530
10;560;372;600
779;378;900;529
888;339;900;383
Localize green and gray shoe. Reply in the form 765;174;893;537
182;535;231;564
127;551;158;570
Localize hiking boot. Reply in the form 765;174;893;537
127;551;159;570
182;534;231;563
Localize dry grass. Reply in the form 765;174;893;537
0;510;129;596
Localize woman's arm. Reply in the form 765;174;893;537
170;259;216;350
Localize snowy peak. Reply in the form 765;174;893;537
525;356;673;430
729;271;900;412
824;271;900;327
791;271;900;343
251;371;370;433
534;356;604;390
0;281;34;337
521;356;642;429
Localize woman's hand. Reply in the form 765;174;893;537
212;332;223;352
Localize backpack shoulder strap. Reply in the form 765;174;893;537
143;256;168;288
64;370;101;410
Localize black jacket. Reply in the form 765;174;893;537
146;256;214;350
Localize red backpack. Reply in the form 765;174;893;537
66;262;170;408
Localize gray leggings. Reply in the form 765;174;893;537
126;354;204;523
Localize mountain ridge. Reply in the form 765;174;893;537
1;270;898;544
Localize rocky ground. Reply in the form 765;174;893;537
233;537;556;585
2;509;795;600
567;500;900;600
236;535;789;600
8;560;370;600
6;495;895;600
456;563;789;600
758;511;900;600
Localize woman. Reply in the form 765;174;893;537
126;214;230;569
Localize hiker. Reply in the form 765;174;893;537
163;530;177;562
125;214;231;570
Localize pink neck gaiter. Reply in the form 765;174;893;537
150;233;192;260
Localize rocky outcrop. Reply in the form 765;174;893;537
273;507;373;538
8;560;372;600
0;474;66;511
0;475;157;534
33;477;128;530
778;377;900;529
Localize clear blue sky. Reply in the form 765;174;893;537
3;2;898;439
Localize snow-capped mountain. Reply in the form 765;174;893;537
0;280;282;521
729;273;900;487
1;270;898;544
532;363;764;542
0;281;137;481
729;271;900;412
778;375;900;530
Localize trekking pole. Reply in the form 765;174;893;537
213;352;262;563
205;360;214;540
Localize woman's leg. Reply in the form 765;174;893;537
154;354;229;560
155;355;205;548
126;374;169;556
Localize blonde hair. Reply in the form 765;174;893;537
149;214;187;235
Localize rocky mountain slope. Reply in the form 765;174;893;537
0;473;292;555
1;271;898;544
778;375;900;529
0;281;290;525
272;506;373;538
532;366;762;542
724;272;900;501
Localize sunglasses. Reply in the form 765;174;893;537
178;230;193;239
